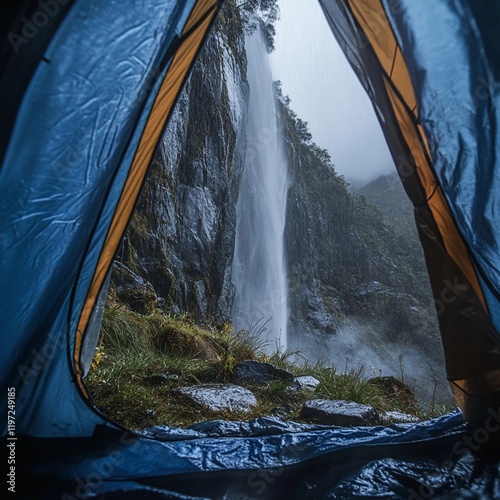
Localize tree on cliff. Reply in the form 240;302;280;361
237;0;280;52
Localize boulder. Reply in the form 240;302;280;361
293;376;320;391
174;384;257;413
300;399;380;426
111;261;157;314
232;360;294;385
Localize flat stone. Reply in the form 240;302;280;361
381;410;419;424
174;384;257;413
300;399;380;426
232;360;294;385
293;376;320;391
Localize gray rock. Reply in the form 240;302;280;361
193;279;208;318
232;360;295;385
300;399;380;426
381;410;419;424
119;27;249;324
174;384;257;413
111;261;157;314
293;376;320;391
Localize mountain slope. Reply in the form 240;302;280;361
359;172;416;236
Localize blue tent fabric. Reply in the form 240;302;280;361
382;0;500;334
18;412;500;498
0;0;197;437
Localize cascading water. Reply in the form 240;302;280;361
231;30;290;352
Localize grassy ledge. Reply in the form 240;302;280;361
85;298;454;430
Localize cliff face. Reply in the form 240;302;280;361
117;3;447;399
120;4;248;322
281;103;443;383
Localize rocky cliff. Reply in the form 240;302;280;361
280;101;444;395
119;3;248;322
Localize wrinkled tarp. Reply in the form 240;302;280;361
18;412;500;498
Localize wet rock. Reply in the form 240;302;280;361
381;410;419;424
119;26;248;324
303;290;341;334
232;360;295;385
143;373;179;386
293;376;320;391
174;384;257;413
111;261;157;314
193;279;208;318
300;399;380;426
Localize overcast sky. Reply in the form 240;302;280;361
269;0;394;185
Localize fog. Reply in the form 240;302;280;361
270;0;394;185
291;318;450;405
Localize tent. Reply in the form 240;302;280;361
1;0;499;497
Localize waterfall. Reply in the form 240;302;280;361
231;30;290;352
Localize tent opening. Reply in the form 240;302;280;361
84;0;453;433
